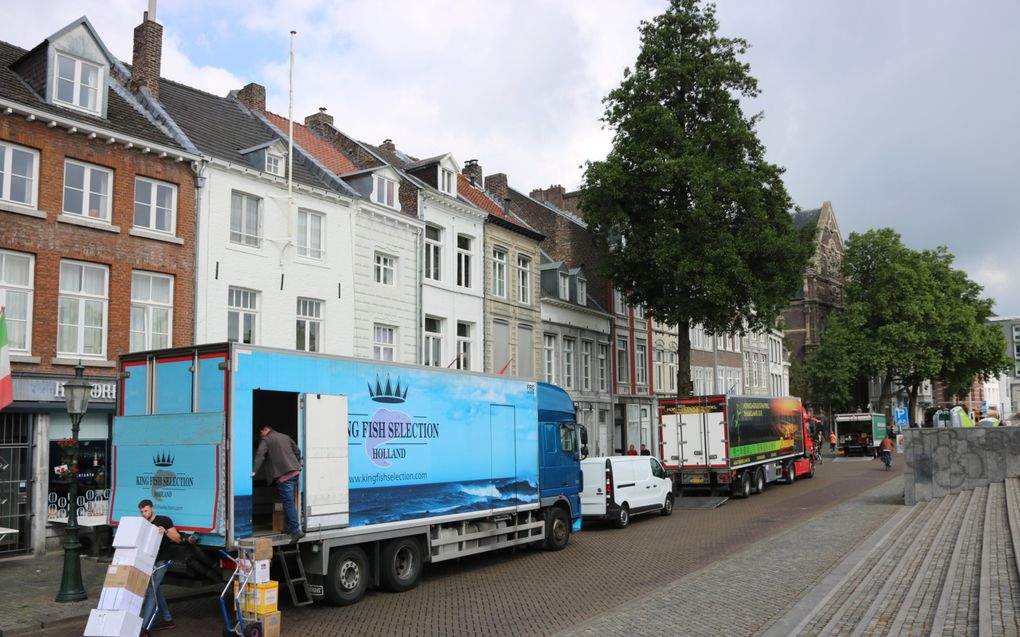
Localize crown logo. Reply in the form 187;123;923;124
368;374;408;403
153;452;175;467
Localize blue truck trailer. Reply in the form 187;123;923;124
109;343;585;605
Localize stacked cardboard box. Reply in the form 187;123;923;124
234;580;280;614
85;516;161;636
271;493;300;533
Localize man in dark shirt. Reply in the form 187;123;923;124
252;425;304;543
138;499;186;633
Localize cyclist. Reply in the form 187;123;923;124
879;434;896;470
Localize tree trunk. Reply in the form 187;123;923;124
878;374;894;413
908;382;920;427
676;321;692;398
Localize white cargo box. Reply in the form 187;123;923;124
112;517;161;555
98;587;145;616
84;609;143;637
111;547;157;575
238;558;272;584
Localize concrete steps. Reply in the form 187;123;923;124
797;479;1020;636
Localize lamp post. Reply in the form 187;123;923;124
56;362;93;602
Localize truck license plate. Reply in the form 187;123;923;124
690;477;704;484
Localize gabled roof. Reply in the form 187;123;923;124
458;174;543;240
263;110;358;175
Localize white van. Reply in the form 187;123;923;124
580;456;674;528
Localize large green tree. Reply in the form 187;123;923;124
580;0;813;396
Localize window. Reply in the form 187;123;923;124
614;289;627;315
492;247;507;298
265;152;283;176
0;142;39;208
517;325;534;378
54;53;102;114
634;305;645;319
667;351;677;392
374;324;396;361
57;260;108;358
133;177;176;234
440;168;455;195
655;350;664;390
375;253;396;285
63;160;112;221
129;271;172;352
559;423;575;452
598;343;609;392
373;175;397;208
424;316;443;366
616;338;630;384
227;287;258;344
296;210;324;259
581;340;593;391
577;278;587;306
562;338;576;389
230;191;262;247
493;321;510;374
559;272;570;300
456;322;473;371
543;335;556;383
692;366;713;395
295;298;322;352
457;235;472;288
424;225;442;281
690;324;713;351
517;256;531;305
635;339;648;385
0;250;33;353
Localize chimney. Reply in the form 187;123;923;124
485;173;508;201
380;139;396;152
530;185;566;210
463;159;483;186
236;83;266;112
130;9;163;98
305;107;334;131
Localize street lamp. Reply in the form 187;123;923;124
56;362;93;603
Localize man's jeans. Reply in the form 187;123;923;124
140;561;171;628
277;474;301;534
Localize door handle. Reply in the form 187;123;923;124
562;480;568;487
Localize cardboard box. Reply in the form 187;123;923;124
110;547;156;575
239;536;273;561
97;587;144;616
271;494;300;533
234;580;279;614
103;564;150;596
84;609;143;637
257;610;281;637
238;558;272;584
112;517;160;553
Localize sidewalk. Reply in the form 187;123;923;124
0;551;214;636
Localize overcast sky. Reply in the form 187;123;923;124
5;1;1018;316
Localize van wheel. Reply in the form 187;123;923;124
615;504;630;529
734;472;751;499
379;538;422;592
544;507;570;551
753;468;766;494
661;494;674;516
324;546;369;606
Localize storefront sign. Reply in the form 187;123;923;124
13;377;117;404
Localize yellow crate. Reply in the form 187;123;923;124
233;580;279;614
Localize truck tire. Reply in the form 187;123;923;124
661;494;674;516
805;458;816;479
753;468;766;494
734;472;751;499
324;546;370;606
544;507;571;550
614;504;630;529
379;538;423;593
785;461;797;484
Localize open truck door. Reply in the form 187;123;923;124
301;393;349;531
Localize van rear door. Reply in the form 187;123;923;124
579;459;608;516
301;393;349;530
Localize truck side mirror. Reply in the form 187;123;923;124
580;426;589;446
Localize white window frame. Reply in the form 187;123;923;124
375;253;396;285
655;350;664;390
456;321;473;371
63;159;112;222
133;176;177;235
577;278;587;306
492;247;507;298
559;272;570;301
129;271;173;352
374;324;396;361
543;334;557;384
296;297;323;352
667;351;677;392
0;142;40;209
424;225;442;281
517;255;531;305
296;209;324;260
616;338;630;384
581;340;593;392
373;175;397;209
0;249;34;353
265;152;284;176
57;260;108;358
230;191;263;248
562;337;576;389
635;339;648;385
457;235;472;288
615;289;627;315
440;168;455;195
227;286;259;344
424;316;443;367
598;343;609;392
53;52;104;115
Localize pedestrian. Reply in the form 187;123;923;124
829;431;836;452
137;499;191;633
252;425;304;543
626;444;638;456
878;434;895;470
639;444;651;456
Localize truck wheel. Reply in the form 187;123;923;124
805;458;816;479
615;504;630;529
786;461;797;484
751;468;766;494
734;472;751;499
661;494;674;516
379;538;423;592
544;507;571;551
324;546;370;606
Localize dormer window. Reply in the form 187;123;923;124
440;168;456;195
265;152;283;176
559;272;570;300
374;175;397;209
54;53;103;114
577;278;587;305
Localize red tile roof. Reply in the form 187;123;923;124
458;174;506;217
264;111;358;175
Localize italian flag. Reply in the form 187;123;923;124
0;308;12;411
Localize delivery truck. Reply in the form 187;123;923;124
659;395;815;498
834;412;888;457
109;343;586;606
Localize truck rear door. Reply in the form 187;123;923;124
705;409;728;468
301;393;349;530
660;411;681;469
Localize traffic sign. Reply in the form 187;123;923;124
894;407;908;425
